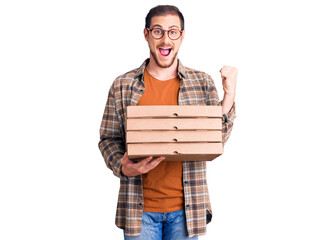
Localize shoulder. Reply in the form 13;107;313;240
108;71;134;95
114;68;139;84
186;68;210;77
182;66;214;86
111;59;147;88
180;63;212;81
110;64;144;92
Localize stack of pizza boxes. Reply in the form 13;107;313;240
126;105;223;161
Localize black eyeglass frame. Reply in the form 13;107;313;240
146;28;183;40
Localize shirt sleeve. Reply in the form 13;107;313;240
207;75;236;146
220;100;236;145
98;83;128;180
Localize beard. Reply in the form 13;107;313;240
150;48;178;68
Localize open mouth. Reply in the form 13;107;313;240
159;47;172;57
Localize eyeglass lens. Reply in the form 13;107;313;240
151;28;181;40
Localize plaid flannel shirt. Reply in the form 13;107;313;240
98;59;236;237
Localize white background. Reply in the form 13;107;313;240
1;0;335;239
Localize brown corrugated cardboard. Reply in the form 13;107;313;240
126;105;223;161
127;143;223;162
126;105;222;118
126;130;222;143
126;118;222;130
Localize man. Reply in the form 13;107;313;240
99;5;237;240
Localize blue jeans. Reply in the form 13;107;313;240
123;209;198;240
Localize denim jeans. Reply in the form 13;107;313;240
123;209;198;240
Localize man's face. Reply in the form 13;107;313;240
144;14;184;68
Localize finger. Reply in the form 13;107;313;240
124;157;134;165
220;68;230;73
221;69;233;74
221;73;230;79
121;152;136;167
148;156;165;166
220;68;236;74
136;156;154;168
220;65;235;70
151;156;165;163
221;72;233;79
120;152;127;165
143;157;165;172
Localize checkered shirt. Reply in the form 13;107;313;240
98;59;236;237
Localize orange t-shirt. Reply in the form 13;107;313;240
137;68;184;213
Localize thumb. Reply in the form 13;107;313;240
121;152;128;165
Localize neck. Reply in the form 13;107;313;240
146;56;179;81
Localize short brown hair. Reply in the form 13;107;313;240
145;5;184;30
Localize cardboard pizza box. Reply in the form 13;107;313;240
126;118;222;131
127;143;223;162
126;105;222;118
126;105;223;161
126;130;222;143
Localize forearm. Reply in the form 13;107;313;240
222;92;235;115
98;135;126;179
221;99;236;145
205;74;236;145
220;65;237;115
98;84;128;179
219;85;236;146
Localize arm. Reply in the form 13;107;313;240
98;83;165;178
220;65;238;144
220;65;237;114
207;65;237;145
98;83;127;179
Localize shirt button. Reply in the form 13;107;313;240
186;204;190;208
139;202;143;206
184;180;188;184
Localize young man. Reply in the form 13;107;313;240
99;5;237;240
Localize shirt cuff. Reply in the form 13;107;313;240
222;101;236;124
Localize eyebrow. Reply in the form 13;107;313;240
151;24;180;29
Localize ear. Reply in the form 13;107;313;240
144;28;149;41
180;29;185;42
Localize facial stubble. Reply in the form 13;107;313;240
150;48;178;68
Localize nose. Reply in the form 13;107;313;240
161;30;170;42
161;32;171;46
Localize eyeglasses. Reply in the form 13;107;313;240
147;28;183;40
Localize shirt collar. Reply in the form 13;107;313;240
134;58;187;80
